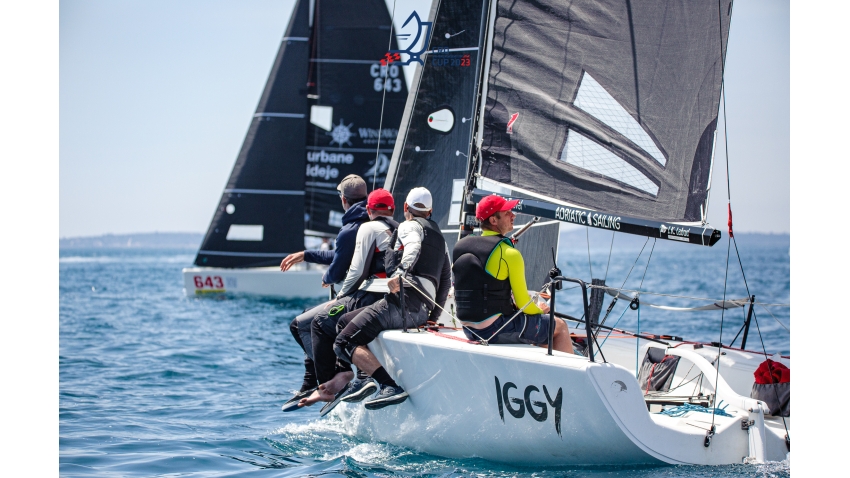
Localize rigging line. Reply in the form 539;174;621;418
586;227;593;279
750;303;790;437
758;303;790;332
633;238;656;379
616;236;650;293
603;231;615;282
710;224;733;433
373;0;399;191
588;285;789;307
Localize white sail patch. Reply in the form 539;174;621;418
574;72;666;166
310;105;333;131
427;108;454;132
560;130;659;196
226;225;264;241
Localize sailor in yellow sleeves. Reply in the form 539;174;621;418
452;194;574;353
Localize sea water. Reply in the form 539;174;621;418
59;233;790;477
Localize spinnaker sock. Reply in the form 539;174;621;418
370;366;398;388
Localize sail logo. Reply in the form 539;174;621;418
329;119;354;147
358;127;398;145
660;224;690;238
363;154;389;178
431;48;471;68
555;207;621;231
494;376;563;437
306;150;355;180
506;113;519;134
387;11;433;65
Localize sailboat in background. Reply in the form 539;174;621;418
334;0;790;465
183;0;409;297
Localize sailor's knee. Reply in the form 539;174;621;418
333;336;355;364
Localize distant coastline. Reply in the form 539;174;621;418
60;232;203;249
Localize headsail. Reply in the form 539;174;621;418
303;0;409;236
195;0;311;268
384;0;559;288
476;0;732;245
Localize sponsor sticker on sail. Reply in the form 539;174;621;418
507;112;519;134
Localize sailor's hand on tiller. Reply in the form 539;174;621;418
388;276;400;293
280;251;305;271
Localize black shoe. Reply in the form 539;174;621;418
319;382;352;417
281;387;316;412
363;384;408;410
340;377;378;403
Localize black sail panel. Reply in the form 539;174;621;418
195;0;311;267
479;0;732;225
304;0;408;236
385;0;490;237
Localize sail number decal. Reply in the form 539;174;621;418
193;275;224;290
554;206;621;231
370;63;402;93
494;376;563;437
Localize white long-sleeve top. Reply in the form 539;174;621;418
336;218;395;297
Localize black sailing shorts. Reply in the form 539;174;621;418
462;312;551;346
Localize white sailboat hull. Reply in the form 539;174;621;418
181;266;327;298
333;327;789;466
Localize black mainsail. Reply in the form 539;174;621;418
195;0;311;268
474;0;732;246
304;0;409;236
195;0;408;267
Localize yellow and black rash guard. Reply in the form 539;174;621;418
481;230;544;317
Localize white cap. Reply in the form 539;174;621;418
405;187;433;212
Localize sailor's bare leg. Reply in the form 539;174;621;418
351;346;382;375
298;370;354;406
552;319;574;354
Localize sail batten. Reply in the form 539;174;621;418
476;0;732;234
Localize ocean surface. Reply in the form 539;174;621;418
59;233;790;477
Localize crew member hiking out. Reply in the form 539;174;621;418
452;194;574;354
294;189;399;412
279;174;369;412
331;187;452;411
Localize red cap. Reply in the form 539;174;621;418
367;188;395;211
476;194;519;221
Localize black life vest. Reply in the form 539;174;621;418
452;234;515;323
385;216;447;294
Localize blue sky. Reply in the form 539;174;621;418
58;0;789;237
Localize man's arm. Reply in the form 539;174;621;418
336;224;375;297
389;221;423;279
429;246;453;322
304;249;334;265
503;246;545;315
322;226;358;285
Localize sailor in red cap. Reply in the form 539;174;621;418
451;194;575;353
282;188;400;412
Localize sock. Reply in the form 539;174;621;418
370;366;398;388
300;357;318;392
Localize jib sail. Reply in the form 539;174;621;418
384;0;559;288
195;0;311;268
475;0;732;246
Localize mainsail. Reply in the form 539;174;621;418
475;0;732;246
195;0;409;267
195;0;311;268
304;0;409;236
385;0;559;288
